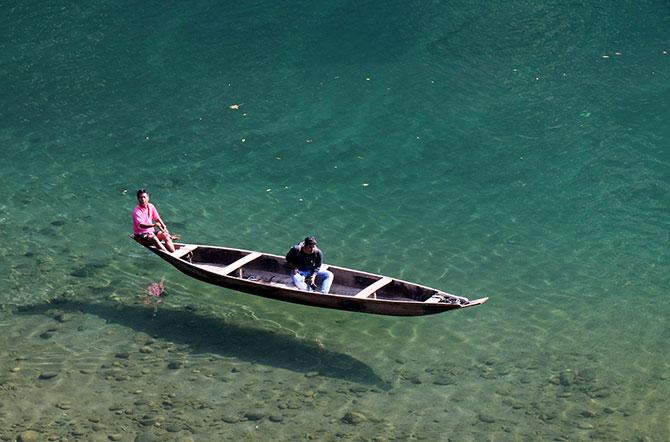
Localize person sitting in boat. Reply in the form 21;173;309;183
286;236;333;294
132;189;175;253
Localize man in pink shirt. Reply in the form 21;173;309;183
132;189;175;252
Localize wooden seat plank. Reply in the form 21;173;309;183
172;245;197;259
219;252;263;276
354;277;392;298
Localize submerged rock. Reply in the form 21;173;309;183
18;431;40;442
165;424;182;433
580;410;597;418
244;411;265;421
478;414;496;424
222;415;241;424
134;432;160;442
39;330;56;339
167;361;183;370
55;313;73;323
38;371;58;380
433;376;454;386
559;371;575;387
342;411;367;425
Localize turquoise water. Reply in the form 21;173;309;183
1;1;668;440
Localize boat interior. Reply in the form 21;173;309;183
170;244;460;303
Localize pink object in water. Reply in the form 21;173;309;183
146;279;165;297
144;279;165;312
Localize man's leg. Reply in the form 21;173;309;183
157;231;175;252
316;269;334;294
149;234;167;252
291;272;309;290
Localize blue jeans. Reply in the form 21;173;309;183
292;269;334;294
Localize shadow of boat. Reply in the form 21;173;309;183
17;298;386;387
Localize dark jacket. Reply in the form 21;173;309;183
286;243;323;276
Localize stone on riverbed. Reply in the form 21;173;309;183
18;431;40;442
342;411;367;425
38;371;59;380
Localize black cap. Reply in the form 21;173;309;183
303;236;317;245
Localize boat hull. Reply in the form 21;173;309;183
141;243;488;317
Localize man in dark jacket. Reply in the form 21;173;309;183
286;236;334;293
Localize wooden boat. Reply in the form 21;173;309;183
136;242;488;316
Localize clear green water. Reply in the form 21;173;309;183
1;1;668;440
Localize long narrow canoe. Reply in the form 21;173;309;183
135;241;488;316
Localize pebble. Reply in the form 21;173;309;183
244;411;265;421
540;412;557;422
478;414;496;424
134;432;159;442
39;372;59;380
41;329;57;339
559;372;573;386
55;313;73;323
433;377;454;386
342;411;367;425
349;386;368;394
222;415;240;423
115;352;130;359
162;400;174;408
108;434;123;441
140;416;157;427
593;389;610;398
140;347;153;354
269;415;284;423
18;431;40;442
167;361;183;369
577;422;594;430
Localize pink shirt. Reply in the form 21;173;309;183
133;203;163;234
